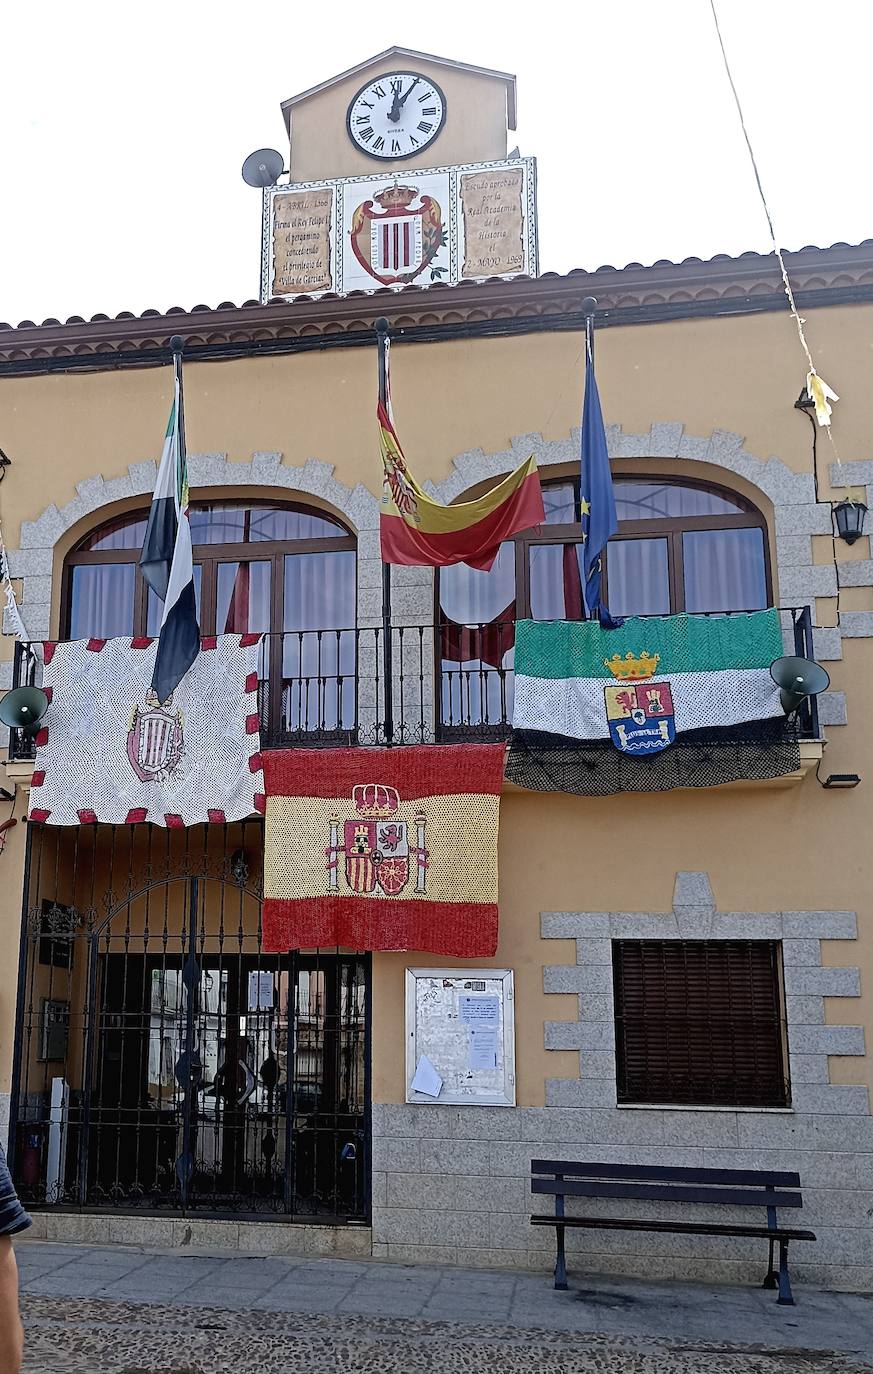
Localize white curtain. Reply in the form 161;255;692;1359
217;561;272;634
439;543;516;728
683;530;767;612
69;565;135;639
283;551;356;731
604;539;671;618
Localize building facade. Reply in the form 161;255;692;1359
0;50;872;1287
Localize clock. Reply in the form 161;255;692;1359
346;71;446;162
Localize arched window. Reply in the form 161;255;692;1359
438;475;771;731
63;501;357;738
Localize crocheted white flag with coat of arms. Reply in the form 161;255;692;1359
29;634;265;827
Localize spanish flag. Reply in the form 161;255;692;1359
262;744;506;956
379;354;544;571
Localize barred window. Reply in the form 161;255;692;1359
612;940;789;1108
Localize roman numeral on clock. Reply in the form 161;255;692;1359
421;106;437;116
373;135;385;151
391;139;401;153
359;127;374;142
355;116;369;125
372;84;386;98
418;121;433;133
418;91;434;102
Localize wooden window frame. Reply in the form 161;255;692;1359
437;474;772;623
62;500;358;737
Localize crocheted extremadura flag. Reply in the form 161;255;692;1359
262;745;506;955
507;609;800;794
29;634;265;826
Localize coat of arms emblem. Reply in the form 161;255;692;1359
327;784;429;896
350;184;445;286
603;649;675;756
126;688;185;783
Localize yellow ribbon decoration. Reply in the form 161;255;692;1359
806;372;840;429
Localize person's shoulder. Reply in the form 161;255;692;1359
0;1147;31;1237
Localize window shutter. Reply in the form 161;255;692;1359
613;940;788;1107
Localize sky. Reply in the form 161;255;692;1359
0;0;870;326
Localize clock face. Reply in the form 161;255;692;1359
346;71;446;161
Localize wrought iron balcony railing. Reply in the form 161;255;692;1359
6;606;821;761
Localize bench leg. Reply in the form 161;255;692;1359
554;1224;568;1291
776;1240;795;1306
762;1237;777;1290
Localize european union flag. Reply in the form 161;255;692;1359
580;350;623;628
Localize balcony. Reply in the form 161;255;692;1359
6;608;821;764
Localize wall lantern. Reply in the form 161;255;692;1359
833;499;868;545
795;385;868;546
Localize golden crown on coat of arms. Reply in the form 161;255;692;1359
353;784;400;817
375;185;418;209
603;650;661;681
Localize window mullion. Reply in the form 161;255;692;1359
670;531;686;613
200;558;218;637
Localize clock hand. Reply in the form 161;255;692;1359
397;77;420;109
387;79;404;124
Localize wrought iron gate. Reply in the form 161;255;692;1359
10;821;370;1221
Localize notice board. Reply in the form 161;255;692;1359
405;968;515;1107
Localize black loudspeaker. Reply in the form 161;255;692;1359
0;686;48;732
770;656;830;715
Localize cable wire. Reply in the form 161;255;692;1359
708;0;847;489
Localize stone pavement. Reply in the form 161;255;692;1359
16;1240;873;1373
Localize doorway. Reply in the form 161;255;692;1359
11;823;370;1221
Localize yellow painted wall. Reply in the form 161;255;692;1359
372;743;873;1106
287;58;509;182
2;303;872;543
1;298;872;1116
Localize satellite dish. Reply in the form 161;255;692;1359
241;148;286;188
770;656;830;714
0;686;48;732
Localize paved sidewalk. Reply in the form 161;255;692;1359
16;1239;873;1372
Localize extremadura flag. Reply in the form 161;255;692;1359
140;379;200;702
507;609;801;793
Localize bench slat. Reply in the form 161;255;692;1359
530;1160;800;1189
530;1215;816;1241
530;1178;803;1208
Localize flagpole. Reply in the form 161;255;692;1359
375;317;394;746
170;334;186;452
582;295;596;362
581;298;596;526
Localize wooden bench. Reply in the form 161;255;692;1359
530;1160;816;1305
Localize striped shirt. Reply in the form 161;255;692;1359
0;1144;31;1236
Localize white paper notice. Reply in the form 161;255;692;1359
468;1028;499;1071
410;1054;443;1098
459;995;500;1029
248;971;275;1011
